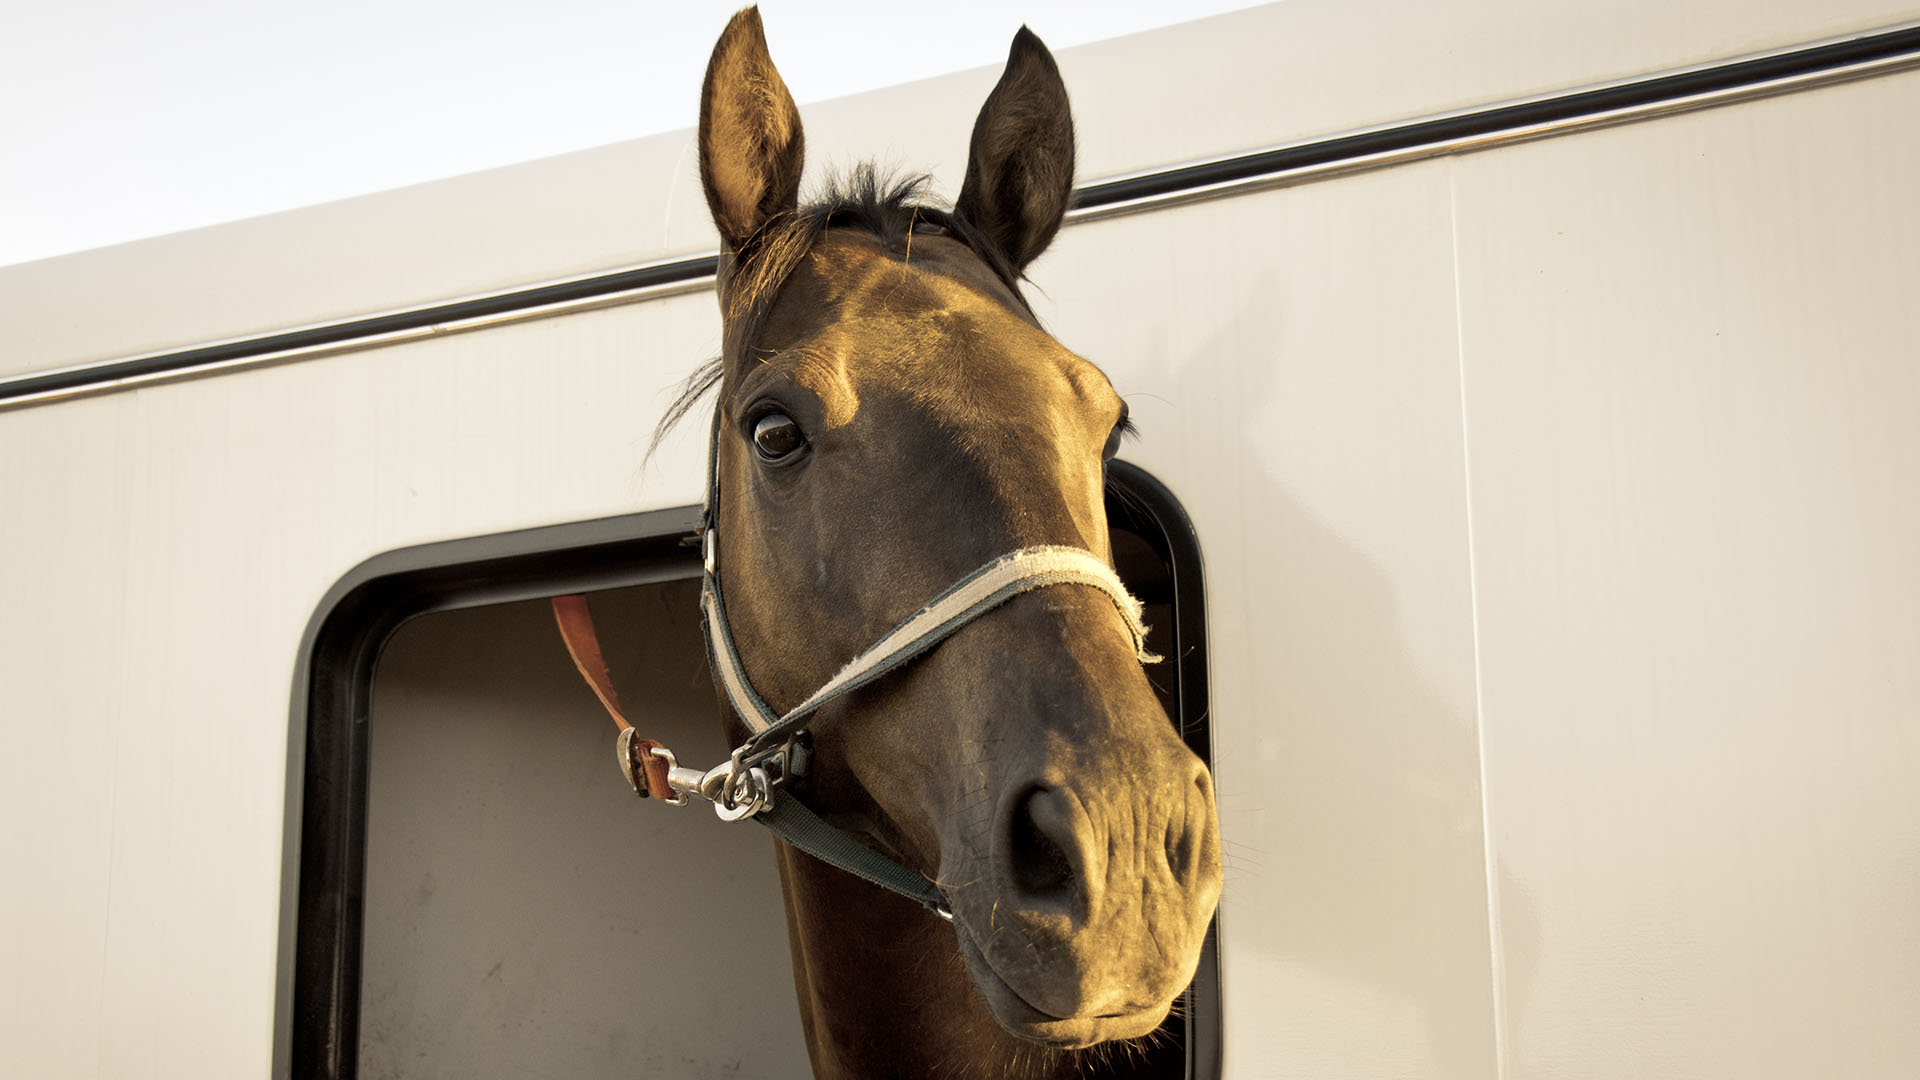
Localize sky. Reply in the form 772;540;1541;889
0;0;1263;268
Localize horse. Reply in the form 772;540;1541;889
680;9;1223;1076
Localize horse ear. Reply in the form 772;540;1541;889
699;7;805;250
955;27;1076;271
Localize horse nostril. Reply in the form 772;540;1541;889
1166;767;1215;883
1008;786;1080;902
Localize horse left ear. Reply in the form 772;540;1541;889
956;27;1076;271
699;7;806;251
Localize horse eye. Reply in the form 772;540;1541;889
752;412;806;461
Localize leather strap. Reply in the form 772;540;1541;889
553;590;949;917
551;594;675;800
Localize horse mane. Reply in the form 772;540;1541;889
648;164;1028;462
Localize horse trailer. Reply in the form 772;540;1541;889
3;2;1918;1077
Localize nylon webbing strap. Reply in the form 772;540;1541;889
756;796;950;916
699;573;782;733
702;545;1159;746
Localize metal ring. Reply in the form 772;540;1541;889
713;766;771;822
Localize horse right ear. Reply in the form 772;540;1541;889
699;7;805;251
955;27;1076;271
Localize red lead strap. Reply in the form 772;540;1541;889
550;594;677;801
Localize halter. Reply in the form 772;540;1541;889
556;411;1157;918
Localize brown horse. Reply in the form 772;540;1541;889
686;9;1222;1076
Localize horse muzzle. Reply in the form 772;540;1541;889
945;751;1223;1046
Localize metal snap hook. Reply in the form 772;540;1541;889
644;745;705;807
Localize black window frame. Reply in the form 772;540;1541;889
282;460;1218;1078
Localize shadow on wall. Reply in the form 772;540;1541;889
1142;266;1538;1076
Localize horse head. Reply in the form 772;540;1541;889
691;7;1222;1056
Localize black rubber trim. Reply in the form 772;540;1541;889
1107;460;1222;1078
1071;23;1920;210
286;505;705;1079
286;466;1219;1078
14;23;1920;408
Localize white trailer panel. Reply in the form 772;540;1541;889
2;4;1916;1078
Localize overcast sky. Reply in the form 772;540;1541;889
0;0;1262;268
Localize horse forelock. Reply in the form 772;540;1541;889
722;165;1028;363
651;164;1029;460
